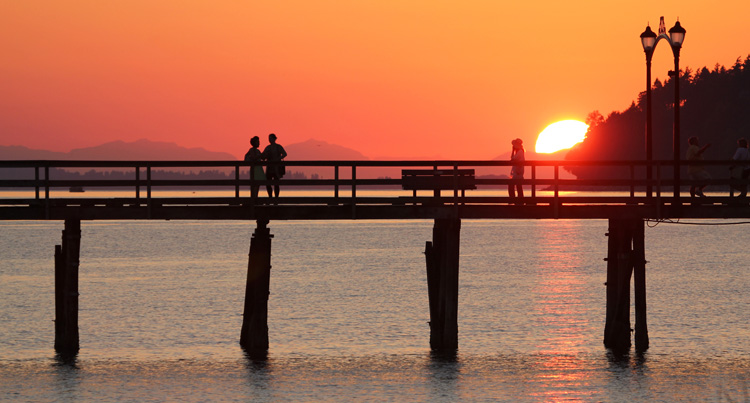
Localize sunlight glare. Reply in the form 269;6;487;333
535;120;588;153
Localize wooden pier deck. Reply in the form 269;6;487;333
2;159;749;221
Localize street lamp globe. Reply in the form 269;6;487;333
668;21;686;47
640;25;656;52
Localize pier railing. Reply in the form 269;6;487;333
1;159;748;220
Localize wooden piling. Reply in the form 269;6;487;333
54;219;80;354
603;218;649;353
240;220;273;353
633;219;649;352
603;220;618;348
424;218;461;352
603;219;633;353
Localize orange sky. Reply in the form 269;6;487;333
1;1;749;159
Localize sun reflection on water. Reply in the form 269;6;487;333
530;220;598;401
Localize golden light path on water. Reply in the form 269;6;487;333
530;220;597;401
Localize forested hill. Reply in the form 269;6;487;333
565;55;750;180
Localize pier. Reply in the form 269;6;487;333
2;159;748;356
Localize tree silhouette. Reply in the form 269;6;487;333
566;55;750;181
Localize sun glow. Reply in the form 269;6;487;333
535;120;588;154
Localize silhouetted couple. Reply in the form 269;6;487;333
244;133;288;202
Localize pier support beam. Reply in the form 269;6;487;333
425;218;461;352
603;218;648;353
632;220;649;352
55;219;81;355
240;220;273;355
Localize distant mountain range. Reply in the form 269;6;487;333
1;138;575;162
0;138;575;179
283;139;368;161
0;139;236;161
0;138;369;161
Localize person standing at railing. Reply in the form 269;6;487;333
244;136;266;200
729;138;750;197
686;136;711;198
262;133;288;202
508;138;525;204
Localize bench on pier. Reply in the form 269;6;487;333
401;169;476;198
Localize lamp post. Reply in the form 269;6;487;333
640;17;686;201
640;26;656;198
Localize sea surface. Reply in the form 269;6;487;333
1;193;749;401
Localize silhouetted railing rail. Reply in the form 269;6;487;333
1;159;749;220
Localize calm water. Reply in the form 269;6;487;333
1;212;749;401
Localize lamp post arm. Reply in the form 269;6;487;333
647;34;675;55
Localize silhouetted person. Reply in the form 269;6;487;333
262;133;287;201
686;136;711;197
730;137;750;197
508;138;525;204
244;136;265;200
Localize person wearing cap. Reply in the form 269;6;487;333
262;133;288;200
509;138;525;203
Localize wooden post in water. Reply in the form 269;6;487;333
632;219;649;352
603;219;618;348
240;220;273;354
55;219;81;354
603;218;648;353
424;218;461;352
603;219;633;352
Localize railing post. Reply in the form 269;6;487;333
553;165;559;198
647;160;653;199
351;165;357;219
531;165;536;199
135;166;140;201
453;165;464;199
674;159;681;206
554;165;560;219
147;165;152;219
630;164;635;198
44;165;49;220
35;166;40;200
656;164;662;219
235;163;240;199
433;164;439;198
247;162;257;213
334;165;340;202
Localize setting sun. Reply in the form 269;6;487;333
535;120;588;154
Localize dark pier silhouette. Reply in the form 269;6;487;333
2;159;749;356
